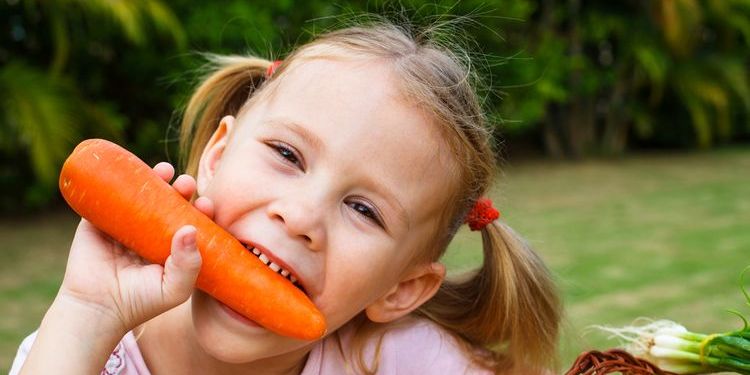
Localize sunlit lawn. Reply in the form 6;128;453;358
2;147;749;372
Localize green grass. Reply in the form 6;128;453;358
2;147;749;372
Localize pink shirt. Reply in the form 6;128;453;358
10;319;490;374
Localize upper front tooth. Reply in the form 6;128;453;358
280;269;290;277
290;275;298;283
269;262;281;272
258;253;270;264
252;248;260;256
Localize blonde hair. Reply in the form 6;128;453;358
178;20;560;375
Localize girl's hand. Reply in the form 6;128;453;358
21;164;215;374
57;162;214;334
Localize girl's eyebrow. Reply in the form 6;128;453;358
267;118;323;152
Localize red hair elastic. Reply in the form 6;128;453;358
266;60;283;78
465;197;500;231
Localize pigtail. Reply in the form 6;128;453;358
418;220;561;374
179;56;274;176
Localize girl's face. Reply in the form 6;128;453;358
191;58;456;364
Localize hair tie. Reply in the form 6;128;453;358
465;197;500;231
266;60;283;78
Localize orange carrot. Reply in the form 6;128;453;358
59;139;326;340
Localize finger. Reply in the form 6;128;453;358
161;226;202;307
194;196;215;219
77;218;100;234
74;219;115;250
153;162;175;183
171;174;196;200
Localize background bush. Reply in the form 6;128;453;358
1;0;748;211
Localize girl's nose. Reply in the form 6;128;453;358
266;197;326;251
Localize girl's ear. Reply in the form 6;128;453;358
197;115;235;195
365;262;445;323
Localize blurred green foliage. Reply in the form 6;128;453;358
1;0;749;211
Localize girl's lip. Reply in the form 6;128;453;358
216;298;261;328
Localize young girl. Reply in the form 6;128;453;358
11;21;561;374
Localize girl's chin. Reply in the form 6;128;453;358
190;291;316;365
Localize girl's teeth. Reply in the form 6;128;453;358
245;244;300;286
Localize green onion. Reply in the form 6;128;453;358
595;319;750;373
593;267;750;374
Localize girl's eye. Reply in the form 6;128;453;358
271;143;303;169
349;201;383;226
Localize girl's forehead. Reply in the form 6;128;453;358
269;58;401;109
263;58;429;151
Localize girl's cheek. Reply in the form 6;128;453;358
321;276;375;318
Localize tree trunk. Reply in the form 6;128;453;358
563;0;593;159
566;97;595;159
543;104;566;159
602;79;629;155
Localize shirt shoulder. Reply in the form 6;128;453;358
376;319;492;374
302;318;493;375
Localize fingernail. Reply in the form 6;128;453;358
182;228;196;249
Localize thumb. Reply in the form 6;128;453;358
161;226;202;307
